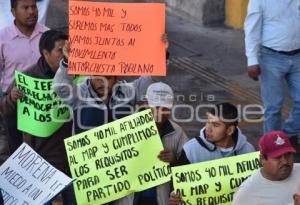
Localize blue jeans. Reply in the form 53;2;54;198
259;47;300;136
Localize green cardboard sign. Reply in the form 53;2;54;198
15;71;70;137
172;152;261;205
64;109;171;205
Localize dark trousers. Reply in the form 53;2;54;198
5;119;23;153
133;192;158;205
0;189;4;205
43;185;77;205
61;185;77;205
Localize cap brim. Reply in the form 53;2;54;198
267;147;296;158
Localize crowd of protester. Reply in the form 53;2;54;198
0;0;299;204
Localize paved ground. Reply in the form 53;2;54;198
165;13;264;147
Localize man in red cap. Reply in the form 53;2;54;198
233;131;300;205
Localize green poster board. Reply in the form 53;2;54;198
172;152;261;205
64;109;171;205
15;71;70;137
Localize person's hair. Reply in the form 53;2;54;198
262;154;268;160
39;30;68;57
11;0;36;9
209;102;239;127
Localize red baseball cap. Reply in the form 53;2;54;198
259;131;296;158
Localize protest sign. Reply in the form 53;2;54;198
0;143;73;205
64;109;171;204
15;71;70;137
172;152;261;205
68;1;166;76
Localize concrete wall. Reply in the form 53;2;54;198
202;0;225;25
48;0;225;28
165;0;206;24
124;0;247;28
155;0;225;26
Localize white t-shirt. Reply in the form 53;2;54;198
232;164;300;205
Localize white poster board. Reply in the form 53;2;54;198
0;143;73;205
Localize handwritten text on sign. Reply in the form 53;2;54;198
172;152;261;205
64;109;171;205
15;71;70;138
69;1;166;76
0;143;73;205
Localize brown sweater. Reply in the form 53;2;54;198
0;57;72;174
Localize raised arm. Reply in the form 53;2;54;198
53;41;79;108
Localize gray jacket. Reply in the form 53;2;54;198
131;120;189;205
156;120;189;205
182;127;255;164
53;59;154;134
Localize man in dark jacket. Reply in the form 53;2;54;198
0;30;75;204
